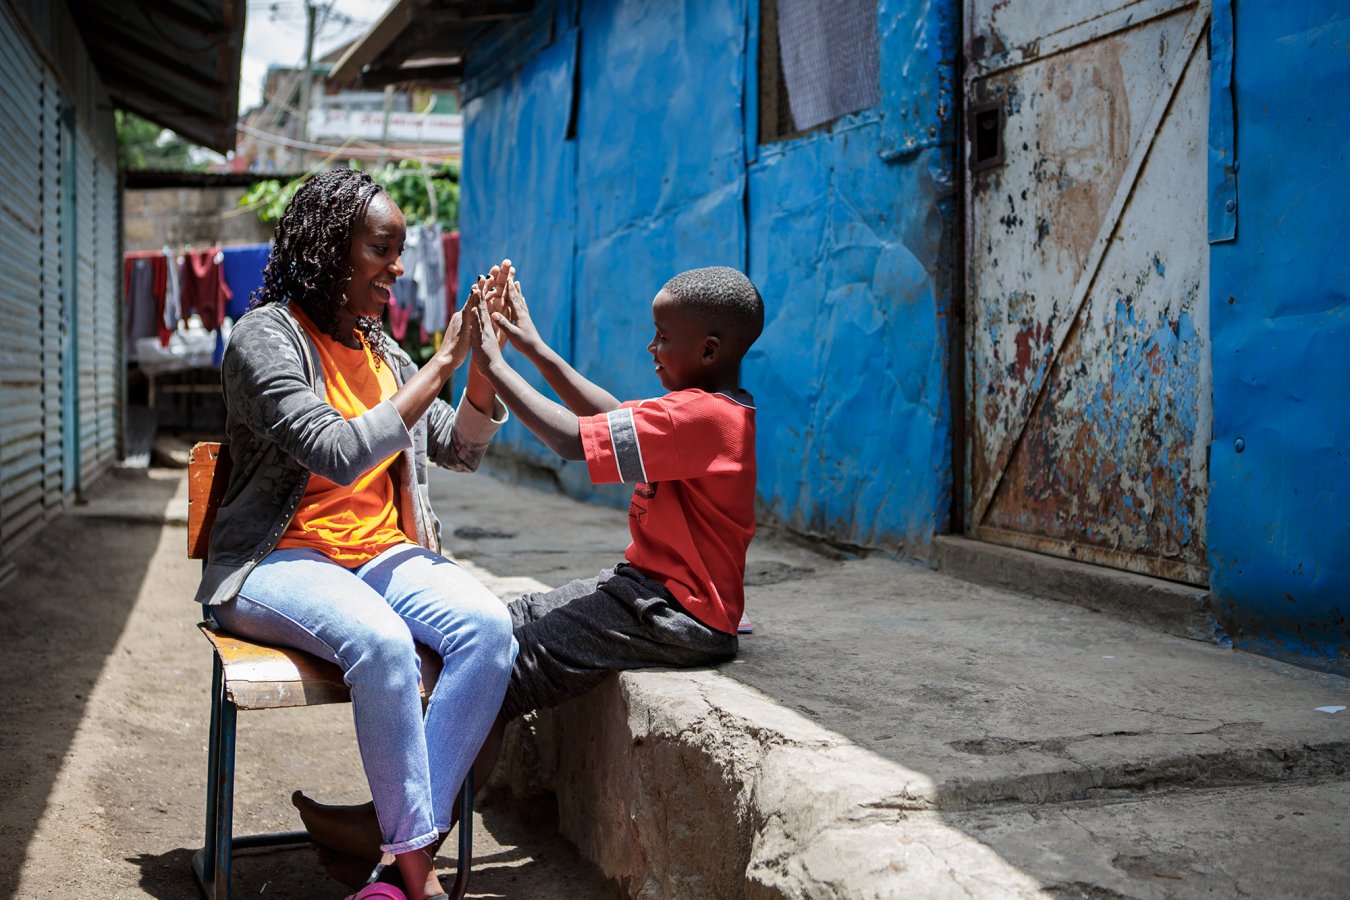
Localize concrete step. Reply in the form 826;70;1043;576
934;534;1218;642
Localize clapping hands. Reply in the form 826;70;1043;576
464;257;549;371
466;274;501;372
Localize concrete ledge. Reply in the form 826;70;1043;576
935;535;1220;642
494;670;1050;899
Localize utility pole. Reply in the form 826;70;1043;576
379;84;395;165
296;0;318;167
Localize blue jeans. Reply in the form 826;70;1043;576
211;544;517;854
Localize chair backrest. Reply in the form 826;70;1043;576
188;442;232;560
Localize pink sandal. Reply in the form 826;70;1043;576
344;884;407;900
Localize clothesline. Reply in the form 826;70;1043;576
124;231;462;373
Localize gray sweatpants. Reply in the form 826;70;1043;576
501;563;739;720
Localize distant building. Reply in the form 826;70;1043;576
233;43;462;173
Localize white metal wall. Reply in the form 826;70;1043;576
0;1;122;580
963;0;1213;584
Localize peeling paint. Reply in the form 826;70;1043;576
966;2;1209;583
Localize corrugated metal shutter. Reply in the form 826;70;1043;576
39;76;64;510
89;151;119;471
70;130;120;484
0;5;48;548
75;127;98;483
100;153;120;469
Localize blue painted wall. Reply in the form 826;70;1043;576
459;0;958;553
1207;1;1350;671
460;4;578;479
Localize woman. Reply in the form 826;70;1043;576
193;167;516;900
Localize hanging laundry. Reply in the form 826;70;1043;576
414;225;448;335
442;230;460;324
387;286;411;341
390;228;424;341
162;245;181;336
124;250;171;349
212;316;233;368
221;242;272;319
400;226;427;323
180;247;232;332
125;257;159;345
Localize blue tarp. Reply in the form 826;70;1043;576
221;242;270;319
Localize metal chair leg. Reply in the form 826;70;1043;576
202;654;224;883
214;695;238;900
449;772;473;900
194;653;230;899
193;635;443;898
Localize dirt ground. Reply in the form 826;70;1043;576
0;467;618;899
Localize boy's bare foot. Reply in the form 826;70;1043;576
311;841;380;890
292;790;382;860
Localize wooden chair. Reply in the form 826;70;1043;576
188;442;473;900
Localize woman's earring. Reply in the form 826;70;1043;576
338;293;349;308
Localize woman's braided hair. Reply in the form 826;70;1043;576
250;167;392;361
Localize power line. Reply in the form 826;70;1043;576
236;123;460;164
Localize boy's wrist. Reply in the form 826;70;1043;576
488;350;516;380
521;337;554;365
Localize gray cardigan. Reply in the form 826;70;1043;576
194;303;504;605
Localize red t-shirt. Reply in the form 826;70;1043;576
579;389;756;635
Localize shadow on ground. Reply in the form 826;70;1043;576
0;470;182;898
125;795;619;899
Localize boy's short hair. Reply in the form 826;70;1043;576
662;266;765;358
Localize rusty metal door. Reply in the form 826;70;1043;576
962;0;1212;585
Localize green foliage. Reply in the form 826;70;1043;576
115;110;206;172
238;177;303;224
237;160;460;231
371;159;460;231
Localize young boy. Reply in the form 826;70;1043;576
295;264;764;879
469;263;763;719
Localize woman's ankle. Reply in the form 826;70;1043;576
393;845;439;900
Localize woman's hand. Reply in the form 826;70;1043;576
392;277;486;429
468;279;506;374
432;278;482;374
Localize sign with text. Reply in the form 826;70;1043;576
307;109;463;144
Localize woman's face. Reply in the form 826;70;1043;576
341;192;406;320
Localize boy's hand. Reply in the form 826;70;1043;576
495;278;546;356
484;259;515;349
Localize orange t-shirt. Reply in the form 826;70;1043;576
274;306;411;566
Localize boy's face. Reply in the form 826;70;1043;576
647;289;712;391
